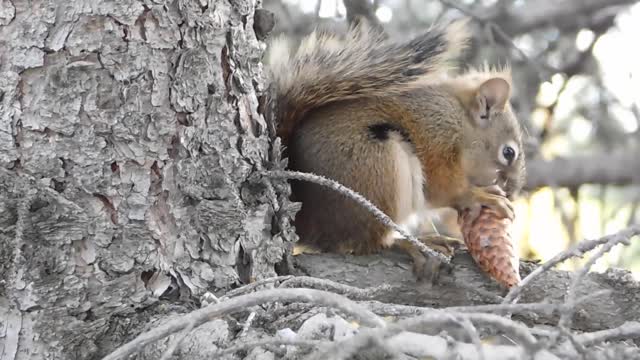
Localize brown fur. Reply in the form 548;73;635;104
267;19;470;145
267;20;526;261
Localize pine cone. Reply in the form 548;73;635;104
458;207;521;288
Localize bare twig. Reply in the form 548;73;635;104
305;327;395;360
385;331;561;360
314;0;322;19
439;0;551;79
343;0;383;30
213;338;327;356
400;312;539;350
368;331;405;358
222;275;294;299
486;22;549;78
200;291;221;306
439;0;484;19
458;318;486;360
239;312;257;338
158;321;197;360
279;276;392;300
310;310;540;360
264;170;450;263
626;192;640;228
361;300;559;317
577;321;640;346
556;325;589;357
101;288;385;360
493;0;637;35
503;226;640;304
451;301;555;316
453;288;609;315
558;229;635;329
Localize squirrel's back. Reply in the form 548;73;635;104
266;19;470;145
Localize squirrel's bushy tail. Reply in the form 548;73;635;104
267;19;470;143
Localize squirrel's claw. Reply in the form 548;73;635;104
397;235;461;284
479;184;507;197
464;186;515;221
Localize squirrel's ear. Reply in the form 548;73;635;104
472;77;511;127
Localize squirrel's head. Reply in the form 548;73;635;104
447;65;526;199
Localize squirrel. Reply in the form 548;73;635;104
265;19;526;280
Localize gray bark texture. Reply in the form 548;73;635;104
0;0;297;358
293;251;640;334
2;0;640;359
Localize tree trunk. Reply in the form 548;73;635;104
0;0;295;358
3;1;640;359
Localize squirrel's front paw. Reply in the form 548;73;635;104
419;234;463;257
467;186;514;221
411;235;459;283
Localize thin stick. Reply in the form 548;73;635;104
556;326;588;357
101;288;385;360
362;300;560;317
222;275;294;299
239;312;257;338
458;317;486;360
503;226;640;304
400;312;538;351
213;338;327;356
158;321;197;360
577;321;640;346
439;0;551;79
558;230;635;329
265;170;450;263
309;311;539;360
279;276;392;300
305;327;398;360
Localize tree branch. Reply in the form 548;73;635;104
343;0;383;30
492;0;638;35
525;151;640;190
293;247;640;333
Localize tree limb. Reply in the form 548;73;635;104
293;249;640;333
525;151;640;190
343;0;383;30
491;0;638;35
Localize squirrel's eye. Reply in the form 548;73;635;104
499;143;517;166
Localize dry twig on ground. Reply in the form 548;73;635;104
102;288;384;360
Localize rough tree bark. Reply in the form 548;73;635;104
294;251;640;334
2;1;639;359
0;0;295;359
